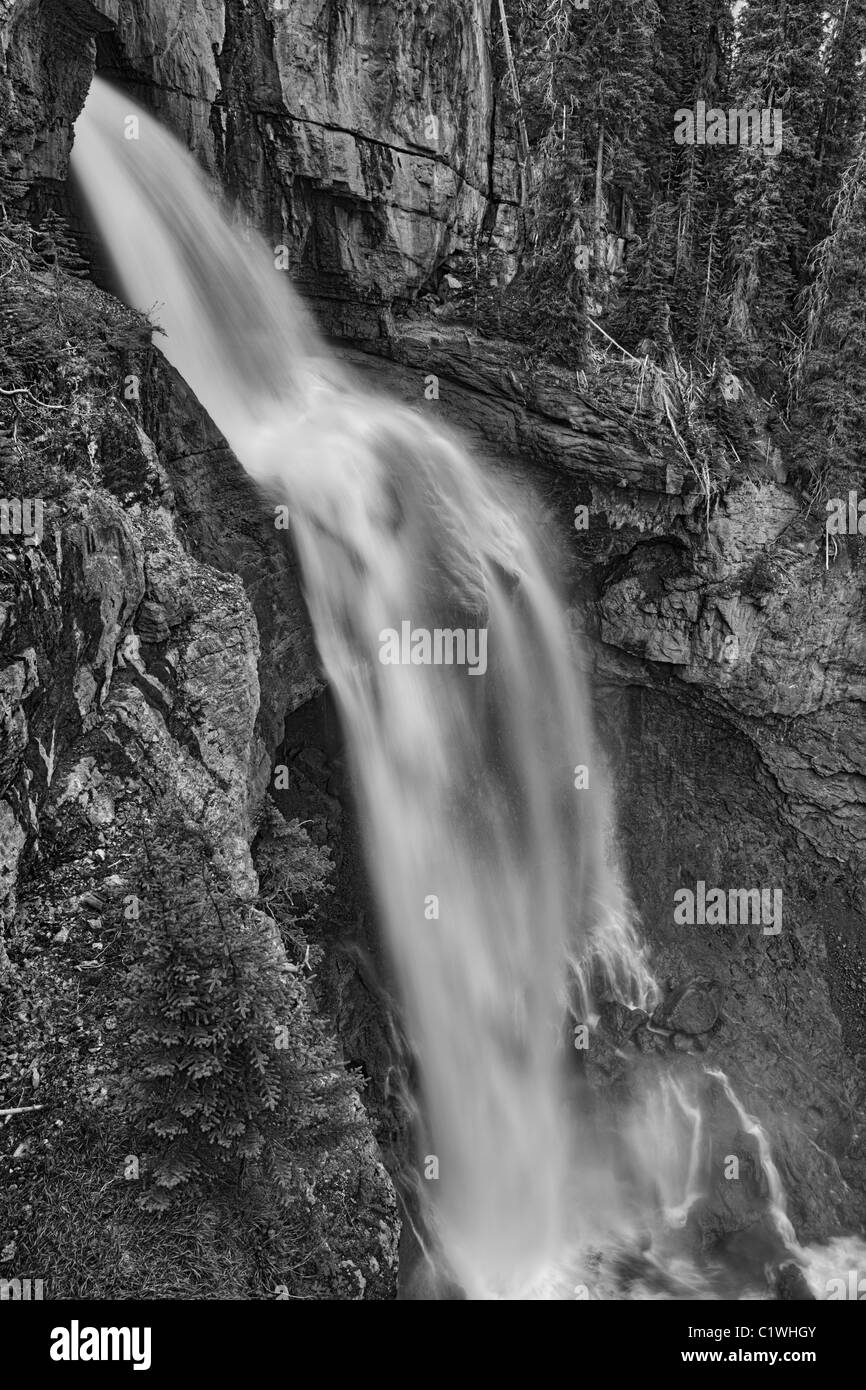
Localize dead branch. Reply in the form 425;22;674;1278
0;385;66;410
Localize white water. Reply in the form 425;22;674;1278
706;1069;798;1251
71;79;865;1300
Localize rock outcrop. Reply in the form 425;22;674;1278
1;0;517;333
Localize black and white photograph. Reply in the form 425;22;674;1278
1;0;865;1352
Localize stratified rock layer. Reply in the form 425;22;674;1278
2;0;514;333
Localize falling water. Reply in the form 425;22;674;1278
706;1069;798;1251
71;79;864;1300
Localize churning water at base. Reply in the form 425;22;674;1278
72;79;863;1299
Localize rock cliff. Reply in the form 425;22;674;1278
2;0;516;332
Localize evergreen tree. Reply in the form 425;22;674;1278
723;0;827;382
484;0;659;361
611;0;732;356
34;208;89;279
789;133;866;496
808;0;866;244
121;805;350;1209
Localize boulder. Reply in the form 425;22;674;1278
598;998;647;1045
775;1261;816;1301
653;980;722;1036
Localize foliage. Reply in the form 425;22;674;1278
721;0;826;388
120;802;352;1210
0;213;152;502
467;0;866;467
255;801;334;924
788;132;866;499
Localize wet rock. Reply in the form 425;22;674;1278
634;1025;668;1055
396;1221;466;1300
687;1195;776;1259
584;1029;631;1087
599;999;647;1045
145;363;320;754
775;1261;816;1301
653;980;722;1036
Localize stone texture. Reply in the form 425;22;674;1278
2;0;508;333
653;981;722;1036
598;998;647;1045
141;362;321;756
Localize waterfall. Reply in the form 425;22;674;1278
71;78;864;1301
72;77;655;1297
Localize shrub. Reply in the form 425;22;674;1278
120;804;348;1210
254;801;334;925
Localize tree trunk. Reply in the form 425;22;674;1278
496;0;533;202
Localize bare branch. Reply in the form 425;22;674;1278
0;385;66;411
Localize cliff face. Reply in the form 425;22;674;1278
0;250;397;1294
2;0;515;332
2;0;865;1285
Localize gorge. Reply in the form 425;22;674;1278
1;0;866;1303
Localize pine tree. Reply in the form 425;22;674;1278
789;133;866;497
121;805;349;1209
610;0;732;356
808;0;866;244
485;0;660;361
723;0;827;383
614;200;677;358
34;208;89;279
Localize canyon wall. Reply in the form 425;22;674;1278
1;0;518;332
